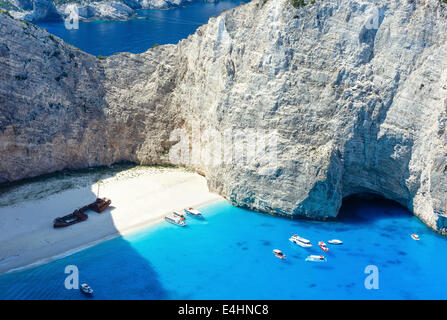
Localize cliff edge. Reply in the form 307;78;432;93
1;0;446;233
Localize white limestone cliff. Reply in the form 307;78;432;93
0;0;446;233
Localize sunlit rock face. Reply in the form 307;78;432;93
25;0;62;21
0;0;446;233
0;12;179;181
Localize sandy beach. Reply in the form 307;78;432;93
0;166;223;274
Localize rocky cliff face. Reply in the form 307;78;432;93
0;0;446;233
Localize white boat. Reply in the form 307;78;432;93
184;207;203;218
318;241;329;252
80;283;93;295
165;213;186;226
411;234;420;241
327;239;343;245
273;249;286;259
289;234;312;247
173;211;186;219
305;255;326;262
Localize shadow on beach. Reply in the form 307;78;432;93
0;164;170;300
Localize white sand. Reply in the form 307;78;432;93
0;167;223;274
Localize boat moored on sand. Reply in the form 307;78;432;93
88;197;112;213
289;235;312;247
53;210;88;228
165;213;186;226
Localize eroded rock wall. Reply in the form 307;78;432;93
0;0;446;233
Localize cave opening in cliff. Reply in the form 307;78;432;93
337;193;412;224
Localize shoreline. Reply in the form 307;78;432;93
0;166;223;275
3;197;223;275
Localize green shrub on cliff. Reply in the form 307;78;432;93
291;0;306;8
290;0;316;8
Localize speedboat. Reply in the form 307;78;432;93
411;233;420;241
289;235;312;248
305;255;326;262
165;213;186;226
318;241;329;252
273;249;286;259
184;207;203;218
173;211;186;218
327;239;343;245
80;283;93;295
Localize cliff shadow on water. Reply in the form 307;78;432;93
0;163;170;299
337;193;413;226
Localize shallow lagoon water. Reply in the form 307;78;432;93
0;198;446;300
36;0;246;56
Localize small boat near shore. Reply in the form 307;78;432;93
184;207;203;218
273;249;286;259
305;255;326;262
411;234;420;241
80;283;93;295
289;235;312;248
53;210;88;228
165;213;186;226
318;241;329;252
173;211;186;219
327;239;343;245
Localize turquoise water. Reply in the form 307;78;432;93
1;198;446;300
18;2;447;299
36;1;246;56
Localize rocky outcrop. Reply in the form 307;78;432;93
138;0;193;9
25;0;61;21
6;0;220;22
0;0;446;234
10;0;33;10
58;1;135;21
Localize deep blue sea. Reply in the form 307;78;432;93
36;0;246;56
0;198;446;300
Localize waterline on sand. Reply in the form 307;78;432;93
0;166;222;274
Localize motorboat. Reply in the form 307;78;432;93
318;241;329;252
273;249;286;259
165;213;186;226
327;239;343;245
53;210;88;228
184;207;203;218
80;283;93;295
305;255;326;262
411;233;420;241
289;235;312;248
173;211;186;219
